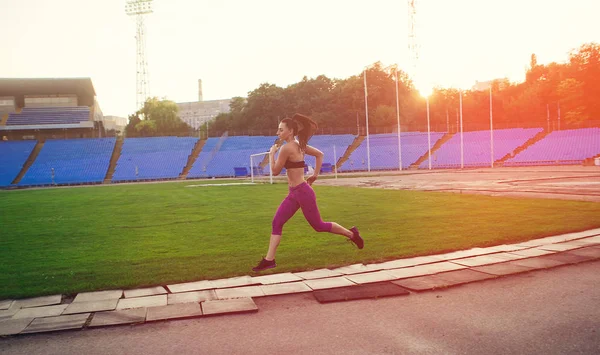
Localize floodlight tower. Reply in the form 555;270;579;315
126;0;153;111
407;0;419;82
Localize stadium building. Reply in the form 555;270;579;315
176;79;231;130
0;78;103;141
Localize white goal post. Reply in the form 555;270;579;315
250;151;273;184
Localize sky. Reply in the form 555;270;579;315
1;0;598;118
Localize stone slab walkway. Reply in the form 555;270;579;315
1;228;599;337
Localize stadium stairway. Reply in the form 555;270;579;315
336;135;365;171
495;129;548;166
410;132;454;169
1;113;8;126
11;139;45;185
103;136;124;183
179;138;206;179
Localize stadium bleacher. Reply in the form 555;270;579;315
6;106;90;126
0;140;37;186
303;134;356;172
18;138;115;186
2;127;599;188
343;132;446;171
505;128;600;166
112;137;198;181
419;128;543;168
200;136;274;177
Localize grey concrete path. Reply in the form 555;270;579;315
1;260;599;355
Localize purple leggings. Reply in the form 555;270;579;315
272;182;333;235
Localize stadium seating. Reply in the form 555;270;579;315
6;106;90;126
343;132;446;171
19;138;115;186
201;136;275;177
505;128;600;166
303;134;356;171
419;128;543;168
188;135;356;178
187;138;221;178
0;140;37;187
112;137;197;181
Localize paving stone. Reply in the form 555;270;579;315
303;276;356;290
0;304;20;319
433;248;492;261
515;230;599;248
211;276;258;289
166;280;215;293
375;256;442;270
472;262;536;276
12;304;68;319
476;244;528;253
434;269;497;286
573;235;600;245
116;295;167;310
146;302;203;322
201;298;258;316
260;282;313;296
385;262;467;279
480;252;528;262
330;264;374;275
63;299;118;315
89;308;147;328
537;243;585;252
0;318;34;336
568;246;600;259
21;313;90;334
539;252;596;264
313;282;409;303
292;269;343;280
0;300;14;310
73;290;123;303
509;248;556;258
344;271;397;285
392;275;454;291
510;257;566;270
168;290;217;305
251;272;303;285
451;255;509;267
215;285;265;299
124;286;167;298
13;294;62;309
561;239;599;247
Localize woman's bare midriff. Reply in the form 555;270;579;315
286;167;305;187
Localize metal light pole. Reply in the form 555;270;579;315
395;66;402;171
426;96;431;170
126;0;153;111
459;89;464;169
363;68;371;172
490;85;494;168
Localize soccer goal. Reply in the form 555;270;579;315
250;151;273;184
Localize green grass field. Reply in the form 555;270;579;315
1;180;600;300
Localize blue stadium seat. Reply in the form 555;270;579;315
0;140;37;187
505;128;600;166
7;107;90;126
19;138;115;186
420;128;543;168
112;137;198;181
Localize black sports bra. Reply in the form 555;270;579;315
284;160;305;169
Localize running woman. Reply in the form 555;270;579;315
252;113;364;272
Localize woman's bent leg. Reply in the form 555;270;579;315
296;184;353;238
